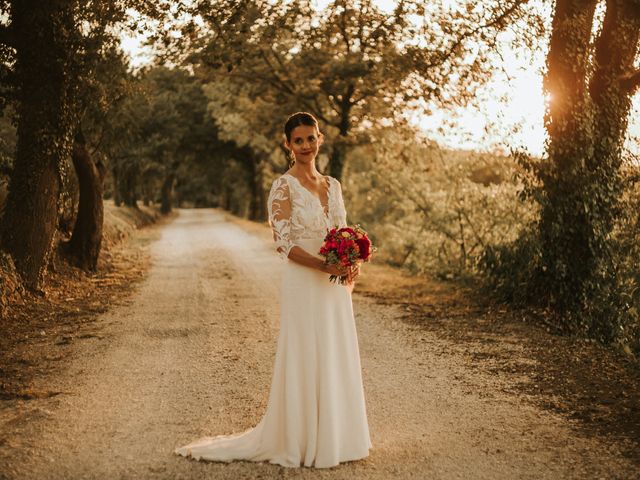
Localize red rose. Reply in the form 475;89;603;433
318;224;374;285
356;237;371;260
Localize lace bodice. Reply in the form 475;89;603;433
267;173;348;260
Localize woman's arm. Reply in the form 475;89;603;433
268;177;344;276
268;176;356;279
286;246;345;276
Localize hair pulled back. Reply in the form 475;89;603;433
284;112;319;142
283;112;320;168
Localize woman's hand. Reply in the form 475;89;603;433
324;263;347;277
346;264;360;284
323;263;360;282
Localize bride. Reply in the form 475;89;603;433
174;111;372;468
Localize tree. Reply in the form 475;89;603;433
185;0;537;181
201;78;292;220
136;67;225;214
65;128;107;271
0;2;80;289
65;46;132;270
483;0;640;342
98;66;229;214
0;1;170;289
102;78;148;208
346;123;533;277
538;0;640;337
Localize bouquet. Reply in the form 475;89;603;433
319;225;375;284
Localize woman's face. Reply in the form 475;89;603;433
286;125;322;164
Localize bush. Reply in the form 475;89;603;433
344;126;534;279
479;155;640;354
478;227;545;305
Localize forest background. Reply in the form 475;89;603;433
1;0;640;357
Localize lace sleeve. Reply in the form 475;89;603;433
333;177;348;228
267;177;294;260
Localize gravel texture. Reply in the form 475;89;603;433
0;208;635;479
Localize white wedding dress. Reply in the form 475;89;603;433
174;173;372;468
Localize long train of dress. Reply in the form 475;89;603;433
174;237;372;468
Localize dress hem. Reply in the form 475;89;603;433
173;446;372;469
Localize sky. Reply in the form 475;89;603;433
412;45;549;157
120;1;640;158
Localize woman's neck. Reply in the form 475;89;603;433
290;162;322;180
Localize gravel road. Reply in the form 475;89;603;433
0;209;634;479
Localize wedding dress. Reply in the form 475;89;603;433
174;173;372;468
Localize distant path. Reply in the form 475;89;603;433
0;209;634;479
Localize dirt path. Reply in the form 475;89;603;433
0;209;635;479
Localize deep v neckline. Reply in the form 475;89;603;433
284;173;331;218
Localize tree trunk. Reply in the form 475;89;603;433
141;169;156;207
589;0;640;171
328;94;353;181
223;184;232;211
111;167;122;206
1;2;78;289
539;0;640;330
235;147;265;221
65;129;106;271
538;0;599;312
248;167;266;221
122;165;138;208
160;172;175;214
328;139;348;182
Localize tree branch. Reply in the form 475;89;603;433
338;4;352;54
259;48;296;96
351;90;374;106
620;68;640;94
417;0;529;72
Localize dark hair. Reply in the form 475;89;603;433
283;112;321;168
283;112;319;142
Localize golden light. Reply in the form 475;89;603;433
119;0;640;157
